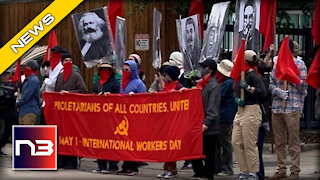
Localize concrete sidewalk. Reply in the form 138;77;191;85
0;143;319;179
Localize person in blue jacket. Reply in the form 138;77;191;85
117;60;146;176
17;60;40;125
120;60;146;94
215;59;237;177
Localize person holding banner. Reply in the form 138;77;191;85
92;62;120;174
55;51;87;169
156;65;183;179
269;39;308;180
190;58;220;180
231;50;266;180
117;60;146;176
55;52;88;94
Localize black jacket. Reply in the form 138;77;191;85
93;75;120;94
201;77;221;135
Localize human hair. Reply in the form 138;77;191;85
78;12;105;31
186;17;195;29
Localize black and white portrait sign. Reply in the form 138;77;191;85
232;0;260;60
177;14;201;76
72;7;115;68
115;16;126;72
201;1;230;62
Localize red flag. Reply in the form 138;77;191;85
312;0;320;45
259;0;277;52
230;39;246;85
306;48;320;89
188;0;203;39
275;37;301;85
43;30;59;70
108;0;123;39
12;59;21;84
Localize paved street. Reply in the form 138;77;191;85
0;143;319;179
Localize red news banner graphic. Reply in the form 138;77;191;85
43;89;204;162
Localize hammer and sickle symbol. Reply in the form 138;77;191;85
114;116;129;136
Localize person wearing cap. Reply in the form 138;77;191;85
55;52;88;94
167;51;190;88
128;53;145;81
269;39;308;180
231;50;266;180
190;58;220;180
215;59;236;177
17;60;40;125
156;65;183;179
117;60;146;176
54;51;87;169
92;63;120;174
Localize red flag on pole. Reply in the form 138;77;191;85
12;59;21;84
230;39;246;86
275;37;301;85
43;30;59;70
312;0;320;45
188;0;203;39
306;48;320;89
108;0;123;39
259;0;277;52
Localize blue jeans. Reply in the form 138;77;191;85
256;126;266;180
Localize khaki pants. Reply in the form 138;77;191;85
272;111;301;174
232;105;261;173
19;113;36;125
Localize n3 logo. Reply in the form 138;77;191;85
15;140;54;156
12;125;57;170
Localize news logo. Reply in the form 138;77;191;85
12;125;57;170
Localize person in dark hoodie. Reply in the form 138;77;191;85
92;62;120;174
117;60;146;176
156;66;183;179
190;58;220;180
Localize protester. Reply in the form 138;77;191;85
40;45;65;93
148;62;169;92
190;58;220;180
54;52;88;94
128;53;145;81
0;71;17;155
117;60;146;176
55;51;87;169
269;39;308;180
155;66;183;179
231;50;266;180
215;59;236;177
256;60;272;180
92;62;120;174
17;60;40;125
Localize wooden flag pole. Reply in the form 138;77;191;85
282;80;287;108
241;71;245;101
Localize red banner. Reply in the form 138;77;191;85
43;89;204;162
